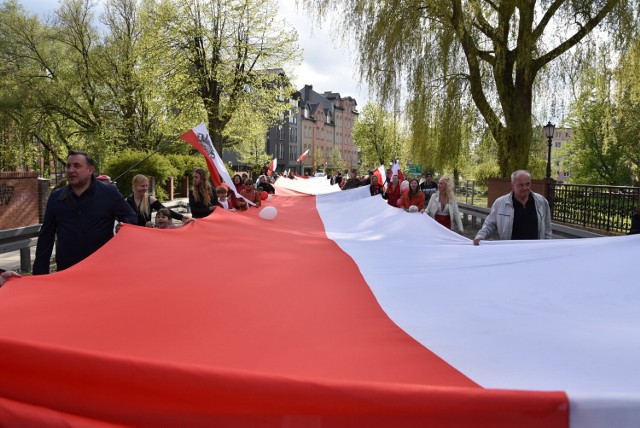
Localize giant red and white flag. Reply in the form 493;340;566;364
0;179;639;427
180;123;240;198
296;149;309;163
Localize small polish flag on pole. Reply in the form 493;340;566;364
389;160;404;182
268;158;277;176
296;149;309;163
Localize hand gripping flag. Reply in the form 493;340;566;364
180;123;241;199
296;149;309;163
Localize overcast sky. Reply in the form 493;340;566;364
19;0;370;106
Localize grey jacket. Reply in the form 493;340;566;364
475;191;552;241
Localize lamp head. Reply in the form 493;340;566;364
543;121;556;139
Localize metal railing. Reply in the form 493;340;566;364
0;225;41;272
548;183;639;234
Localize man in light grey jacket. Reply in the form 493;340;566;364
473;170;552;245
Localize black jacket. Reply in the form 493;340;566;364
189;189;218;218
341;178;361;190
33;178;137;274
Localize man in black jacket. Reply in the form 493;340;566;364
341;169;361;190
33;150;137;275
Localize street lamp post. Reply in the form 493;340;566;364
543;121;556;180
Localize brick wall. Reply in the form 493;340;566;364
487;177;550;207
0;172;48;230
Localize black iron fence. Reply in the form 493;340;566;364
548;183;640;234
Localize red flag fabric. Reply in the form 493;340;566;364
296;149;309;163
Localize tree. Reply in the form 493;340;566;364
562;49;632;185
148;0;299;155
0;0;142;170
352;103;395;168
312;146;326;172
307;0;635;176
615;37;640;182
233;128;271;175
327;145;346;172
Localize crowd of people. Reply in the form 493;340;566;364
328;167;465;234
6;150;280;279
0;150;638;287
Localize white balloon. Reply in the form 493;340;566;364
266;194;274;201
258;206;278;220
408;205;419;213
400;180;409;192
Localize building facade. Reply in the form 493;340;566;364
295;85;359;175
232;82;360;177
549;126;573;183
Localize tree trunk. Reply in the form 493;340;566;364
498;88;534;176
206;113;225;156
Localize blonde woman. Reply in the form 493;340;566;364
189;168;218;218
425;174;464;233
126;174;191;227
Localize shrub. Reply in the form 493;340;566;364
103;150;178;201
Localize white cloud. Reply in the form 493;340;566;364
276;0;370;105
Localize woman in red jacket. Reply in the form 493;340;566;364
399;178;426;212
384;175;402;207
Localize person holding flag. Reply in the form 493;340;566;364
180;123;240;201
268;158;277;176
383;174;402;207
189;168;218;218
373;165;386;189
180;123;257;209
